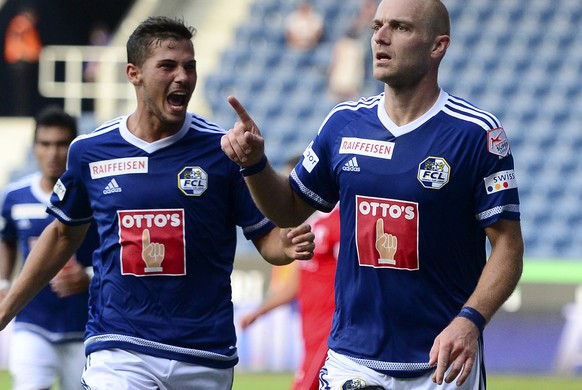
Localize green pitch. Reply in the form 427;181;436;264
1;371;582;389
232;373;582;389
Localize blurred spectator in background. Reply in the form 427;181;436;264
240;157;339;390
351;0;379;39
327;27;366;102
284;1;324;51
3;5;43;117
82;22;112;112
83;22;112;83
0;106;97;390
350;0;381;94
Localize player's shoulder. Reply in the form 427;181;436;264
329;95;382;119
70;115;125;150
1;172;38;207
439;93;503;132
186;112;226;137
3;172;38;195
319;94;383;133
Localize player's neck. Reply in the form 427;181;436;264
383;83;440;127
127;111;184;143
40;175;57;194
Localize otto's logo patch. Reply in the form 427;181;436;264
178;167;207;196
487;127;510;157
484;169;517;194
118;209;186;276
418;157;450;189
355;196;419;270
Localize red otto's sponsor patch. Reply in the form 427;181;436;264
118;209;186;276
355;196;419;270
487;128;510;158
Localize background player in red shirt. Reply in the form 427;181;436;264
240;156;339;390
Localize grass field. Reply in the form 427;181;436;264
238;373;582;389
2;370;581;389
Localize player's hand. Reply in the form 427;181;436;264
240;311;261;330
221;96;265;167
142;229;165;271
281;223;315;261
50;258;91;298
375;218;397;264
428;316;480;386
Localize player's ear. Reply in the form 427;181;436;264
126;63;142;85
431;34;450;59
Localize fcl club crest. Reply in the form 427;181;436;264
417;156;450;189
178;166;208;196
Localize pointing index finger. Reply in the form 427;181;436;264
376;218;384;240
142;229;150;246
227;96;253;127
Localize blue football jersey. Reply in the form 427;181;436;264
47;113;275;368
290;91;520;377
0;172;97;342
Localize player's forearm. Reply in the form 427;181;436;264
244;161;313;227
254;228;295;266
0;221;88;329
255;288;297;316
0;242;17;281
464;220;523;323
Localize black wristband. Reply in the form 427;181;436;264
240;155;268;177
457;306;486;332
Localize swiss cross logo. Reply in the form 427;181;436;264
355;196;419;270
118;209;186;276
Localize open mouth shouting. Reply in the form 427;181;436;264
167;90;189;113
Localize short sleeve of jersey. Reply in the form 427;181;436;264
473;127;520;227
290;110;345;212
47;138;93;225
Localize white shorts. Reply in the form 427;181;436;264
81;349;234;390
9;330;86;390
318;349;484;390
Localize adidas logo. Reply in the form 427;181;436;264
103;178;122;194
342;157;360;172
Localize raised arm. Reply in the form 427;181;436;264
0;220;90;330
221;96;315;227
